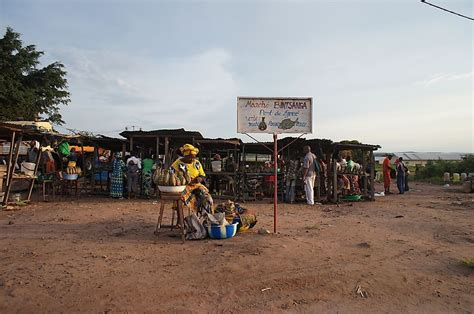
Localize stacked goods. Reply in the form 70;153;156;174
65;166;82;175
153;169;189;186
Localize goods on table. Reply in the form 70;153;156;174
65;166;82;175
153;168;191;186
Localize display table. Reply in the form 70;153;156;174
154;192;185;243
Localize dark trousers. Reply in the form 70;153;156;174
210;175;220;193
397;173;405;194
127;172;139;193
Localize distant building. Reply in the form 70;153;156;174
375;152;467;167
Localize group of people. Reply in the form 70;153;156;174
283;145;326;206
110;144;213;216
383;154;409;194
110;153;154;199
285;146;374;205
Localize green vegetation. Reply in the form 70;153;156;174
415;155;474;183
461;259;474;269
0;27;70;124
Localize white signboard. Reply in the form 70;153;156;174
237;97;313;134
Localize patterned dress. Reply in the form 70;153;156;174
110;159;125;198
141;158;154;197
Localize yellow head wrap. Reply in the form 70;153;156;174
180;144;199;157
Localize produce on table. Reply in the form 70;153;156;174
153;168;189;186
65;166;82;175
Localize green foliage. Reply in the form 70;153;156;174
461;259;474;268
0;27;70;124
415;155;474;181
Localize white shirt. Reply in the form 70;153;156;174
126;156;142;169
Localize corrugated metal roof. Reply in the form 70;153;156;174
391;152;464;161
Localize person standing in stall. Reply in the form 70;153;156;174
302;145;317;205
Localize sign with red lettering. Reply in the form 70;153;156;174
237;97;313;134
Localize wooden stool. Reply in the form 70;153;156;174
154;192;185;242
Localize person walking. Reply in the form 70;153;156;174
383;154;393;194
396;157;406;194
302;146;317;205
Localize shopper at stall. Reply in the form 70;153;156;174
141;154;154;198
396;157;406;194
110;153;126;199
172;144;213;215
126;152;141;199
302;145;317;205
285;159;299;203
383;154;393;194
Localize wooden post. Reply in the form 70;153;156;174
130;136;134;153
121;143;126;161
273;133;278;234
3;134;23;205
369;150;375;200
362;150;368;197
156;136;160;161
5;131;16;185
164;137;169;168
332;158;338;203
325;152;331;202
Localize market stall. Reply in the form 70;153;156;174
194;138;241;200
120;128;203;167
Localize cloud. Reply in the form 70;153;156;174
51;47;238;134
414;71;473;87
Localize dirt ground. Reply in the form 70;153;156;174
0;182;473;313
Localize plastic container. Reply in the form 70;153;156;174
452;173;460;183
63;173;78;180
443;172;450;182
211;160;222;172
157;185;186;193
94;171;109;182
207;223;238;239
461;173;467;182
21;162;36;176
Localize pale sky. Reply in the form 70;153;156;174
1;0;472;152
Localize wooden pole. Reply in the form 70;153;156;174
362;150;368;197
332;158;338;203
5;131;16;185
3;134;23;205
369;150;375;200
164;137;169;168
156;136;160;161
130;136;134;153
273;133;278;234
325;152;331;202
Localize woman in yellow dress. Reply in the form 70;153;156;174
172;144;213;215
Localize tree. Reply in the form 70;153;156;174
0;27;70;124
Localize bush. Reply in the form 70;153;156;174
415;155;474;182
